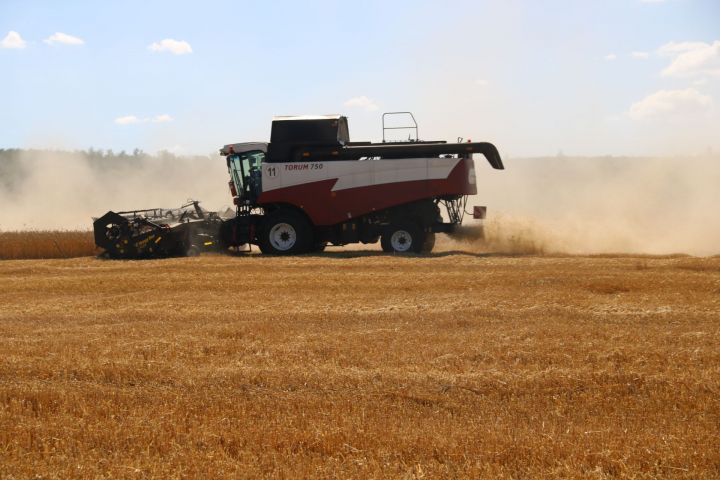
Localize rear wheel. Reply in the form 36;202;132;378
258;210;313;255
381;222;426;254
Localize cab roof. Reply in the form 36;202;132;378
220;142;267;156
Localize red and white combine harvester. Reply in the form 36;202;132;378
93;112;503;258
219;112;503;254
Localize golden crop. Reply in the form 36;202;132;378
0;250;718;478
0;231;95;260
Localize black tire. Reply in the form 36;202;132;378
185;245;200;257
421;232;436;253
312;242;327;253
381;222;426;254
218;219;233;249
258;210;313;255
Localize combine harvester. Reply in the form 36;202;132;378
94;112;503;258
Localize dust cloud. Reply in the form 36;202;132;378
0;150;231;230
1;151;718;256
439;155;720;256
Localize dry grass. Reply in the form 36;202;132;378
0;231;95;260
0;253;719;478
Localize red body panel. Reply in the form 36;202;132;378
258;158;476;226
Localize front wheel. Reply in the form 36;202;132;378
381;222;427;254
421;232;435;253
258;211;313;255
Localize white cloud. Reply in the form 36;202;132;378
343;96;379;111
152;114;173;123
631;51;649;59
658;41;707;55
115;115;142;125
628;88;712;119
1;31;26;49
658;40;720;77
475;79;490;87
44;32;84;46
604;53;617;61
148;39;192;55
115;114;174;125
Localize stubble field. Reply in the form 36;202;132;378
0;248;719;478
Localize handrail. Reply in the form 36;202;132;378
382;112;419;143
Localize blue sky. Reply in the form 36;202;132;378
1;0;719;156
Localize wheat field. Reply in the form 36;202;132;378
0;251;719;478
0;231;96;260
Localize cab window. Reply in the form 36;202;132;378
228;150;265;200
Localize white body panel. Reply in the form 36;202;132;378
261;157;462;193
